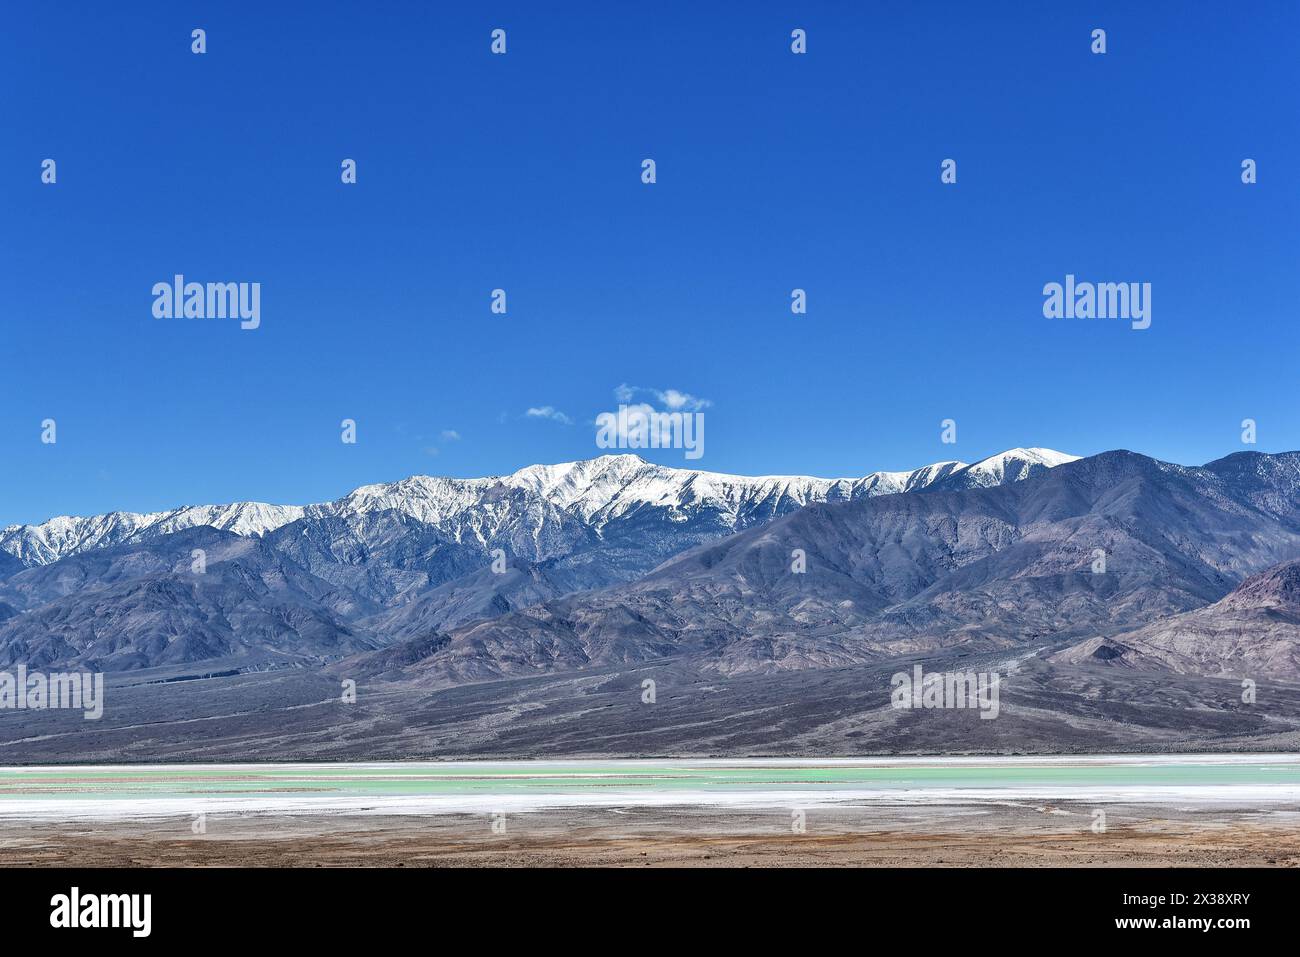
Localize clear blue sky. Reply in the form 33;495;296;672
3;1;1297;526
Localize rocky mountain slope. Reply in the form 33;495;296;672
1;449;1075;573
371;450;1300;686
1;449;1298;760
1053;556;1300;680
0;528;376;671
0;449;1075;671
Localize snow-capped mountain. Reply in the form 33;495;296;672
6;449;1300;761
934;447;1080;489
0;503;307;567
397;450;1300;687
0;448;1074;569
308;454;967;544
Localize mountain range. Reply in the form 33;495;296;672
351;449;1300;686
0;448;1077;664
2;445;1299;759
0;447;1077;568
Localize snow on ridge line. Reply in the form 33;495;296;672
0;448;1077;565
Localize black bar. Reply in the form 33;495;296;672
2;867;1289;943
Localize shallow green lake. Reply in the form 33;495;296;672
0;757;1296;804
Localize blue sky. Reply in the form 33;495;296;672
2;1;1297;526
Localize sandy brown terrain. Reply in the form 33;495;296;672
2;804;1297;867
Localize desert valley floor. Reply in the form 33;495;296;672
0;756;1295;867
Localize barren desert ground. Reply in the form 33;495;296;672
0;757;1296;867
1;804;1298;867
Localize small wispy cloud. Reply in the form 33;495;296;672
525;406;573;425
614;383;711;412
418;428;460;457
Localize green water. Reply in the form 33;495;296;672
0;759;1295;802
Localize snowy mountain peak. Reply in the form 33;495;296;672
998;447;1079;467
946;448;1081;488
0;448;1078;567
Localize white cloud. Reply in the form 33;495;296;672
440;430;461;441
613;383;711;412
657;388;710;411
525;406;573;425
